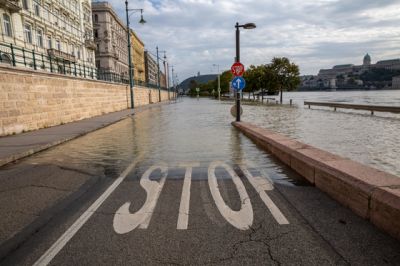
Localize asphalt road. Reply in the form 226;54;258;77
0;99;399;265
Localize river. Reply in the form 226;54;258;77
242;90;400;176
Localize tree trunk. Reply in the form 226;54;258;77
262;88;264;103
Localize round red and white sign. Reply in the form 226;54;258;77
231;62;245;76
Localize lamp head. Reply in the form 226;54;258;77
243;23;256;29
139;10;146;24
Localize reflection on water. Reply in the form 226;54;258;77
243;90;400;177
27;99;302;185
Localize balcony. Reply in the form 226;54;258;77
85;39;97;50
0;0;21;13
47;49;76;63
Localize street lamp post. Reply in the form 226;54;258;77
155;46;167;102
125;1;146;109
163;53;169;100
213;64;220;101
235;22;256;122
156;46;161;102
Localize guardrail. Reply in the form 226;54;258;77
304;101;400;115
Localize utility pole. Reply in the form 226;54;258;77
156;46;161;102
172;66;175;98
163;52;168;100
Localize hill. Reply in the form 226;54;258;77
179;74;218;91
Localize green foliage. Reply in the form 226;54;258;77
269;57;301;92
242;57;300;97
188;79;198;96
219;70;233;94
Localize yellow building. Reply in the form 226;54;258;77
130;30;145;83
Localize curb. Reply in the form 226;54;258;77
232;121;400;240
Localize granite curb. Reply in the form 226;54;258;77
233;121;400;240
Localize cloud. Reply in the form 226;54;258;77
108;0;400;81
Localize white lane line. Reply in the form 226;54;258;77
33;158;141;266
177;162;200;230
239;163;289;225
208;161;253;230
113;162;168;233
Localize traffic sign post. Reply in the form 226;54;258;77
231;61;246;121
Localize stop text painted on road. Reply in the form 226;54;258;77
113;160;289;234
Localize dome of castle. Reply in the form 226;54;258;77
363;53;371;65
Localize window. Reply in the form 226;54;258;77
2;14;12;37
22;0;29;10
47;36;52;49
56;40;61;51
94;29;98;38
94;14;98;23
34;2;40;16
43;4;50;21
36;28;43;47
24;24;32;44
77;49;81;59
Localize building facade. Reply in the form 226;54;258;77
160;71;166;88
144;50;157;85
130;29;145;83
0;0;96;71
92;1;128;81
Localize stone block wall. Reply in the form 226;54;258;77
0;65;171;136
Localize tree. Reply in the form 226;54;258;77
188;79;198;96
219;70;233;95
268;57;300;103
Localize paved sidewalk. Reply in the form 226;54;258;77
0;103;167;167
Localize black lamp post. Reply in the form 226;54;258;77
235;22;256;121
125;1;146;109
156;46;166;102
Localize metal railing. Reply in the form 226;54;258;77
0;42;169;91
304;101;400;115
0;42;97;79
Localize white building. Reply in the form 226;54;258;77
0;0;96;74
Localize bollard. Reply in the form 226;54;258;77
290;99;293;106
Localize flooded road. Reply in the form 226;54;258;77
1;98;399;265
244;90;400;176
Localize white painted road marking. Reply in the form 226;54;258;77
177;162;200;230
208;161;253;230
239;163;289;225
113;162;168;233
33;158;141;266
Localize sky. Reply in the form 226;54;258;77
103;0;400;83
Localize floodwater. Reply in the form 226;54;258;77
26;99;301;185
243;90;400;176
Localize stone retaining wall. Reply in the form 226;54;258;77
233;121;400;240
0;65;171;136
